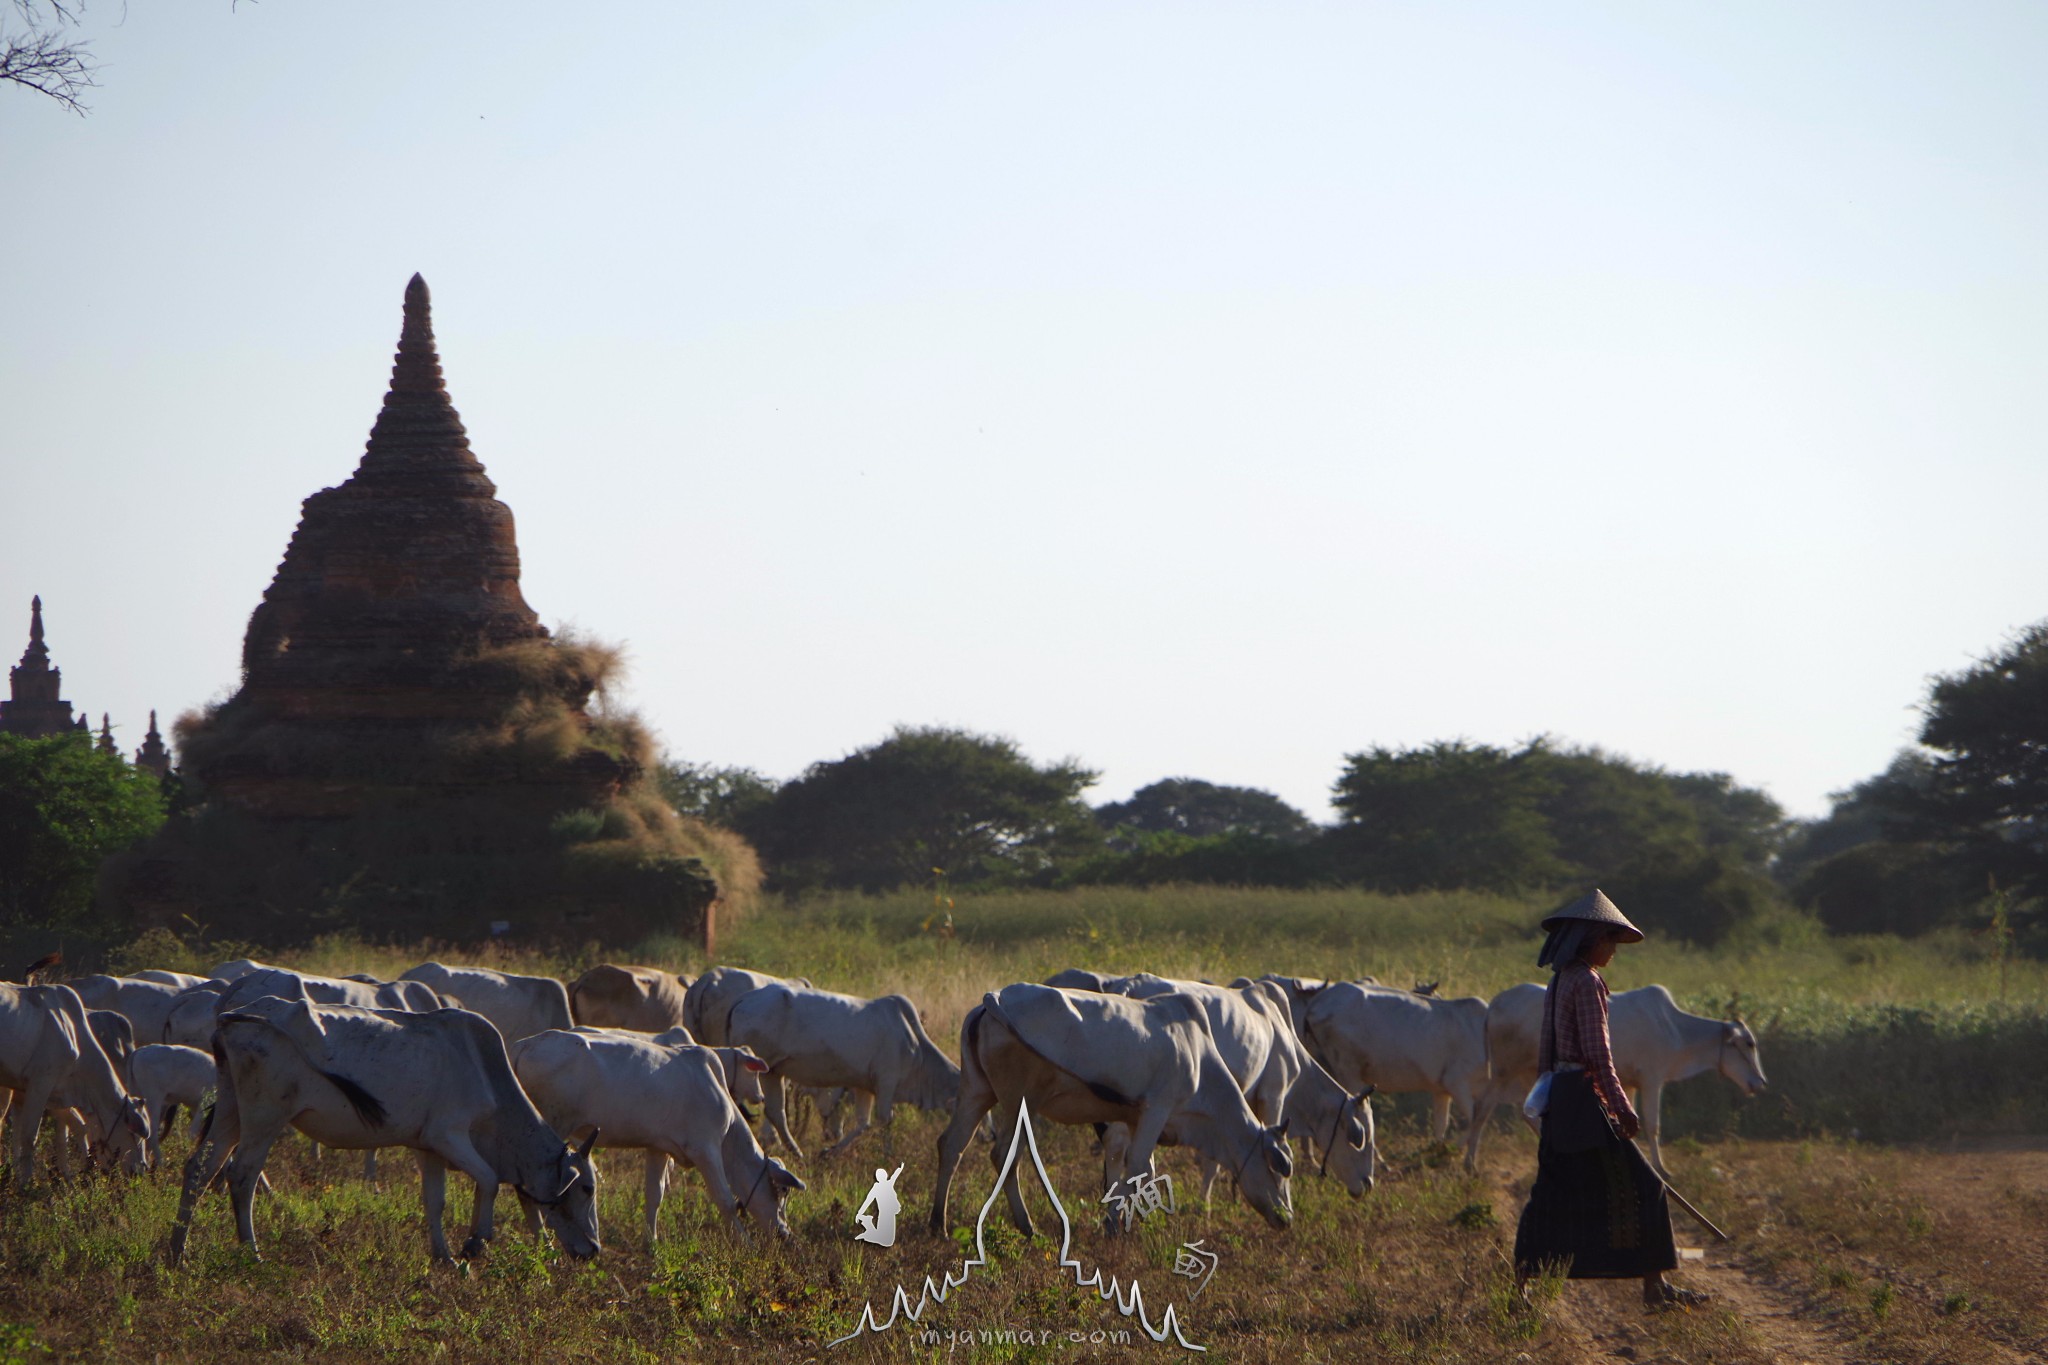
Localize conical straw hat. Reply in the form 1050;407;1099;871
1539;888;1644;942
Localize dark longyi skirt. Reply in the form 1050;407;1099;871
1513;1073;1677;1280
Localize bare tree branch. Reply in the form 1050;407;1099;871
4;0;97;114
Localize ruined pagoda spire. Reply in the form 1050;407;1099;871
20;595;49;668
135;709;171;777
96;713;118;757
0;595;79;738
355;273;491;490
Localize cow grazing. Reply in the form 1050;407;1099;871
932;983;1293;1237
401;963;573;1044
512;1028;803;1244
1475;982;1768;1176
1263;976;1491;1170
1103;976;1375;1199
129;1043;216;1169
726;984;959;1160
568;965;691;1033
169;998;601;1264
0;984;150;1186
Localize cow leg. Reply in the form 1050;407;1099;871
221;1121;287;1255
643;1152;670;1247
1100;1124;1131;1197
1196;1155;1222;1203
418;1153;456;1262
762;1071;805;1160
1636;1081;1668;1177
823;1085;883;1162
987;1097;1036;1238
170;1092;241;1266
1430;1092;1452;1143
929;1012;997;1235
1108;1103;1173;1236
363;1150;379;1185
9;1081;54;1189
432;1131;503;1259
1463;1085;1497;1171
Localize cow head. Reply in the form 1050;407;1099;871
738;1155;806;1238
1719;1021;1767;1096
95;1096;152;1175
1322;1085;1377;1198
1235;1121;1294;1230
521;1129;602;1258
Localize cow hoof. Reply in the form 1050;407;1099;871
460;1236;488;1260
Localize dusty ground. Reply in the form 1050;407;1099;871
1510;1136;2048;1365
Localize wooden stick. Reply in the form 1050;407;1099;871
1631;1139;1731;1243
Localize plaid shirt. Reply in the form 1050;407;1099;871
1537;961;1635;1131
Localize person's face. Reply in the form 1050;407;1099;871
1584;928;1621;967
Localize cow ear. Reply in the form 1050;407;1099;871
742;1056;768;1073
770;1162;805;1193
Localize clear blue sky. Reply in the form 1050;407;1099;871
4;1;2045;822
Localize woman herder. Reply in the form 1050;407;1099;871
1513;889;1708;1309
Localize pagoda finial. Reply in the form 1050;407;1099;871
96;713;119;757
16;596;50;671
390;272;444;395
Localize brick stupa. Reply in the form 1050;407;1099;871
115;276;721;945
1;597;88;738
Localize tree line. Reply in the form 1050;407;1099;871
7;616;2046;954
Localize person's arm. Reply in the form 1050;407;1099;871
1575;973;1638;1136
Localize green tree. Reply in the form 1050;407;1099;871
742;725;1101;891
1326;740;1569;893
656;759;780;830
0;731;167;926
1095;778;1319;846
1900;621;2048;901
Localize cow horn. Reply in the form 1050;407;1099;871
575;1128;600;1159
1358;1084;1376;1099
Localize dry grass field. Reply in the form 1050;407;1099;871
4;887;2042;1362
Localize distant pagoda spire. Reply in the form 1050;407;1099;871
96;713;119;757
135;709;171;777
354;273;491;488
0;596;81;738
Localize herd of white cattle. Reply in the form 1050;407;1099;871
0;958;1769;1267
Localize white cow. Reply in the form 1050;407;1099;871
1083;976;1376;1199
512;1029;804;1244
681;967;813;1045
932;983;1293;1236
169;998;601;1264
129;1043;217;1168
164;970;443;1048
1475;982;1769;1176
0;984;150;1186
401;963;573;1043
726;984;960;1160
1262;976;1492;1170
69;975;191;1048
568;965;692;1033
